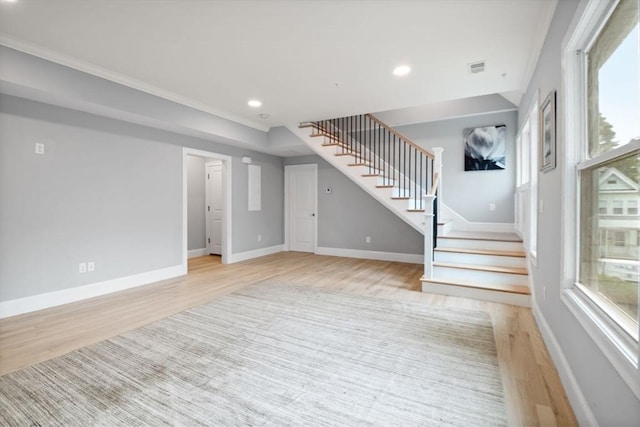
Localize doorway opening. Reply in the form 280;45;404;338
183;148;232;268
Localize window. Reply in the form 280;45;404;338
563;0;640;397
577;0;639;340
599;200;608;214
613;231;626;247
612;200;624;215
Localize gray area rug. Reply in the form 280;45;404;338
0;282;507;426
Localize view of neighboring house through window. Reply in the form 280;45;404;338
577;0;639;340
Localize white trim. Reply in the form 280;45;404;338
183;148;233;265
577;140;640;171
284;164;318;253
532;301;599;427
315;246;423;264
441;203;515;233
0;264;186;319
562;289;640;399
226;245;284;264
188;248;209;259
0;36;270;133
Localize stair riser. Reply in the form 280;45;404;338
436;238;523;252
438;222;453;235
422;281;530;307
433;265;529;286
434;252;526;268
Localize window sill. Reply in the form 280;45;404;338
561;287;639;399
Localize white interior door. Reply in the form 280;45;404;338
206;162;223;255
287;164;317;253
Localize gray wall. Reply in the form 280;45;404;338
232;154;284;252
0;46;269;152
520;0;640;424
187;156;206;251
396;110;518;223
284;155;423;255
0;98;182;301
0;95;284;302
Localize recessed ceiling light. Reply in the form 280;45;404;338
393;65;411;77
248;99;262;108
1;0;19;3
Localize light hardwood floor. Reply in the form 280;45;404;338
0;252;577;426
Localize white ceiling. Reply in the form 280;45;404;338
0;0;556;132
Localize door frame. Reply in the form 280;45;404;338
284;164;318;253
182;147;232;266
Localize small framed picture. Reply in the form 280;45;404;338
539;90;556;172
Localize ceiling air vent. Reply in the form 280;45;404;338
468;61;486;74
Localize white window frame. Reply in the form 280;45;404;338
561;0;640;399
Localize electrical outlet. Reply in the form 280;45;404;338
79;263;87;273
489;203;496;211
88;262;95;272
35;143;45;155
258;234;262;242
365;236;371;244
543;286;547;301
539;199;544;214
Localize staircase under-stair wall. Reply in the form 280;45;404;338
289;114;531;307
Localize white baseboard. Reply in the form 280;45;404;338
315;246;423;264
226;245;284;264
188;248;209;259
532;302;598;427
0;264;187;319
442;203;515;234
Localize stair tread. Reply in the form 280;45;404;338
439;231;522;242
310;131;339;138
435;247;526;257
421;277;531;295
321;142;347;147
434;261;528;275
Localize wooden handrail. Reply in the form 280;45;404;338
365;113;435;159
429;172;440;196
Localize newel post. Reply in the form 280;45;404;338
432;147;444;223
423;194;436;280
